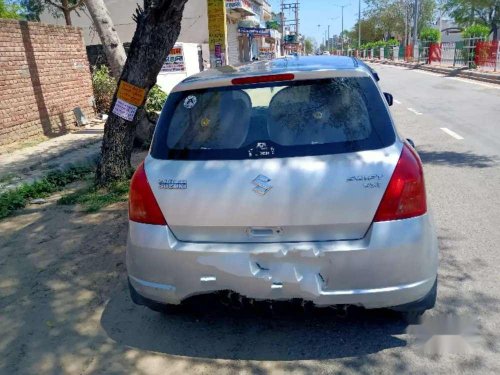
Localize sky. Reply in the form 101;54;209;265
268;0;362;45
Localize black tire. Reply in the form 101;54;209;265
391;277;438;324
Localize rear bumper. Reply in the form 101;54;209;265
126;214;438;309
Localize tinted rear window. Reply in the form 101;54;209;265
151;77;395;160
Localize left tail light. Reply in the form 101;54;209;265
129;162;167;225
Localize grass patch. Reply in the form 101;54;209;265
58;179;129;212
0;166;93;219
0;173;19;184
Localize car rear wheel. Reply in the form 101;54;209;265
393;278;438;324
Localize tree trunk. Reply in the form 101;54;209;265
84;0;127;80
62;0;72;25
94;0;188;186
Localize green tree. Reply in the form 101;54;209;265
445;0;499;40
19;0;44;21
363;0;436;45
19;0;85;25
420;27;441;42
462;23;491;38
304;37;315;54
0;0;23;18
347;18;385;45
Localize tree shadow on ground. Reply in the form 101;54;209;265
417;149;498;169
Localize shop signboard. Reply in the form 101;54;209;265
259;47;274;60
238;27;271;38
160;44;185;73
225;0;254;13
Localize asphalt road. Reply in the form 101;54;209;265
364;63;500;372
1;65;499;375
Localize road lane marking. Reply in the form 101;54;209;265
440;128;464;140
407;107;423;115
394;99;402;105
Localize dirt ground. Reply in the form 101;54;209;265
1;150;498;375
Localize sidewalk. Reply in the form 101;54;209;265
0;120;104;194
364;59;500;85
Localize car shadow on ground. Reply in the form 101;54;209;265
101;286;408;361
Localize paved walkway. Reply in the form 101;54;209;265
0;120;104;193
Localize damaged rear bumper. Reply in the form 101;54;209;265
126;214;438;309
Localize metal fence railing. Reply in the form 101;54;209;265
354;37;499;71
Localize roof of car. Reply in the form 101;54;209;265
174;56;370;92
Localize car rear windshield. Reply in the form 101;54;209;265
151;77;395;160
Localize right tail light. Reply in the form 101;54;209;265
373;144;427;222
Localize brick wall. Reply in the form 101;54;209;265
0;20;94;147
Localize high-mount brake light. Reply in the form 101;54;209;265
231;74;295;85
373;144;427;222
129;162;167;225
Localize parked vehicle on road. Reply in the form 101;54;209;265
127;56;438;322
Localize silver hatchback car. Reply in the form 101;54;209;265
127;56;438;320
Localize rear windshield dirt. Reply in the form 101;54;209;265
151;77;395;160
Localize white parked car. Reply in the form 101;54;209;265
127;56;438;322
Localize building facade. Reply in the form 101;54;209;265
39;0;280;92
225;0;281;64
40;0;209;46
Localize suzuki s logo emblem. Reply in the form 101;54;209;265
252;175;272;196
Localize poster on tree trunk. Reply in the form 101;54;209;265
117;81;146;106
112;98;137;122
160;44;186;73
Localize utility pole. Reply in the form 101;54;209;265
412;0;419;46
328;25;330;52
329;17;338;52
358;0;361;48
281;1;300;54
317;24;321;51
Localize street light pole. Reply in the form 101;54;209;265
328;25;330;52
358;0;361;48
413;0;419;46
333;4;349;54
329;17;338;52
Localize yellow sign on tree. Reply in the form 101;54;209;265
117;81;146;107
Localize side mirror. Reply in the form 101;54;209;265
384;92;393;106
406;138;416;148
